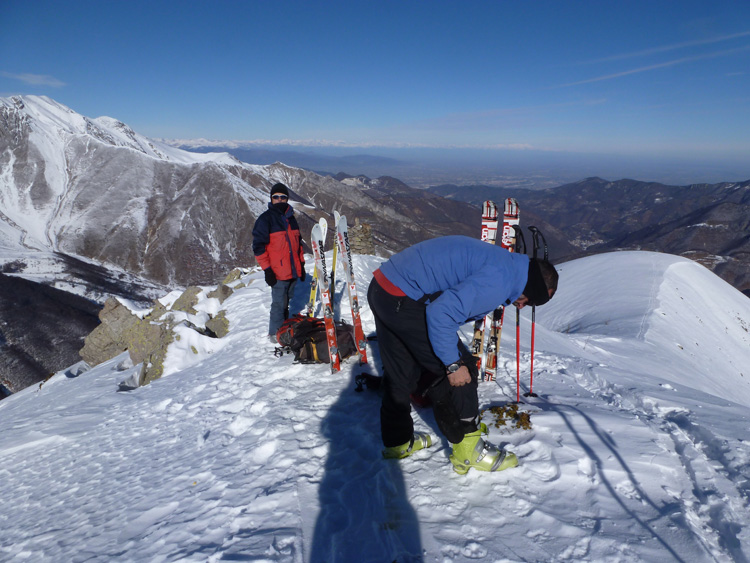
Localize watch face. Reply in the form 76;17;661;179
447;363;460;373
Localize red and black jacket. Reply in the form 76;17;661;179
252;203;305;281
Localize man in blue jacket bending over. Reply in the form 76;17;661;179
367;235;558;474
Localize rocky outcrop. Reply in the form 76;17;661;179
347;219;376;256
80;298;175;386
171;286;202;314
207;284;234;304
205;310;230;338
79;280;236;387
80;298;143;366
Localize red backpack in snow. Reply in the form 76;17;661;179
275;314;356;364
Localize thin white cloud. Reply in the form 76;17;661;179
580;30;750;64
161;137;543;151
558;45;750;88
400;98;608;131
1;72;66;87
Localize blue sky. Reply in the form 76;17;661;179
1;0;749;180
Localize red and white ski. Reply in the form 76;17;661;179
334;215;368;364
310;223;340;373
500;198;520;251
483;198;520;381
471;201;499;377
480;200;498;244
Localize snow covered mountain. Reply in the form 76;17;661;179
0;96;479;289
2;250;749;562
0;95;268;286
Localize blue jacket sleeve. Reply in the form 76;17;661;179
425;280;481;366
252;213;270;258
425;269;516;365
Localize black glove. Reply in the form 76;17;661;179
300;265;307;282
264;268;277;287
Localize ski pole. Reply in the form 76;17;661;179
513;226;526;402
525;226;548;398
527;226;540;397
516;306;521;403
530;311;536;396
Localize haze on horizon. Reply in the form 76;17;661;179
1;0;748;185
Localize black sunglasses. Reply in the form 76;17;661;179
271;195;288;200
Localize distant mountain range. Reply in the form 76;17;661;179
429;178;750;296
166;143;404;179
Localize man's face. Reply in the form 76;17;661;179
514;288;555;309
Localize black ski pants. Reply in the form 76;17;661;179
367;278;479;447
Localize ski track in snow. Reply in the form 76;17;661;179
1;251;749;562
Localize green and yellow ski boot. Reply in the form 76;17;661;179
449;430;518;475
382;433;433;459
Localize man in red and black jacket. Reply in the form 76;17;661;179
252;183;306;341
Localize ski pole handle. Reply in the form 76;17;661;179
528;225;549;261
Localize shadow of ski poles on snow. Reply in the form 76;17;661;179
534;398;687;563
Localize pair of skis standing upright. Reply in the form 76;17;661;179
308;213;368;373
471;198;520;383
471;198;547;400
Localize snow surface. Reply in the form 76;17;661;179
1;250;749;562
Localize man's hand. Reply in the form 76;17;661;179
447;365;471;387
264;268;277;287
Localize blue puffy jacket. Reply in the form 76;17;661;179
379;235;529;365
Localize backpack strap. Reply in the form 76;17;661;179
417;291;443;304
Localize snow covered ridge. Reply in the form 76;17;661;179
2;250;750;562
0;96;240;165
0;95;271;286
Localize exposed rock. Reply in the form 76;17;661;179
171;286;202;314
207;284;233;304
222;268;244;284
137;324;174;386
80;298;141;366
206;310;230;338
348;219;376;255
146;300;168;321
128;322;173;380
79;297;175;385
78;280;237;389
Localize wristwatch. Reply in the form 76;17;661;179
446;362;462;374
